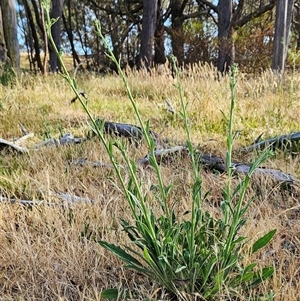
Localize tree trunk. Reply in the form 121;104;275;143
294;3;300;50
0;8;6;62
170;0;184;66
154;0;166;65
217;0;234;73
62;9;81;69
272;0;294;73
137;0;158;70
39;0;48;75
22;0;44;73
0;0;20;69
49;0;63;72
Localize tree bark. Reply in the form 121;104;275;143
0;8;6;62
137;0;158;70
0;0;20;68
294;3;300;50
39;0;48;75
154;0;166;65
271;0;294;73
217;0;233;73
62;9;81;68
169;0;185;66
22;0;44;73
49;0;63;72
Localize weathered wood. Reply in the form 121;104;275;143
232;163;299;185
0;192;93;206
2;122;300;190
272;0;294;73
0;196;50;206
0;0;20;68
13;132;34;146
33;133;86;149
241;132;300;152
137;145;189;165
92;119;159;144
137;145;299;185
50;191;93;203
0;138;29;153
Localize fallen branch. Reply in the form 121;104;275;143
137;146;189;165
3;122;300;189
92;119;159;144
232;163;300;185
0;196;53;206
34;133;86;149
0;191;94;206
0;138;29;153
241;132;300;153
13;132;34;146
138;146;300;185
50;191;93;203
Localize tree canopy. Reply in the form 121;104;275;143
3;0;298;74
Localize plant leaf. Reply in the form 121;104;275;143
175;264;187;273
252;229;276;254
101;288;119;299
101;288;130;300
250;266;274;287
99;241;143;267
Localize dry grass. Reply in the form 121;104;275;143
0;64;300;300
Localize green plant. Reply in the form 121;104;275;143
0;62;16;87
42;3;276;299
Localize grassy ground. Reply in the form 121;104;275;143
0;63;300;300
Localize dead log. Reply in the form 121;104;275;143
0;196;51;206
137;146;300;185
0;138;29;153
137;146;189;165
50;191;93;203
241;132;300;153
33;133;86;149
232;163;299;184
12;133;34;146
91;119;159;145
0;191;93;206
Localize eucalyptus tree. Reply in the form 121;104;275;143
62;0;81;68
137;0;158;69
0;0;20;68
293;2;300;50
197;0;276;73
271;0;294;73
17;0;47;73
84;0;143;71
0;9;5;62
161;0;209;66
49;0;63;72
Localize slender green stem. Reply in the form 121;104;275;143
170;56;203;280
93;20;170;218
42;1;135;216
223;65;238;226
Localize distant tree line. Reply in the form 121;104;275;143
0;0;298;75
